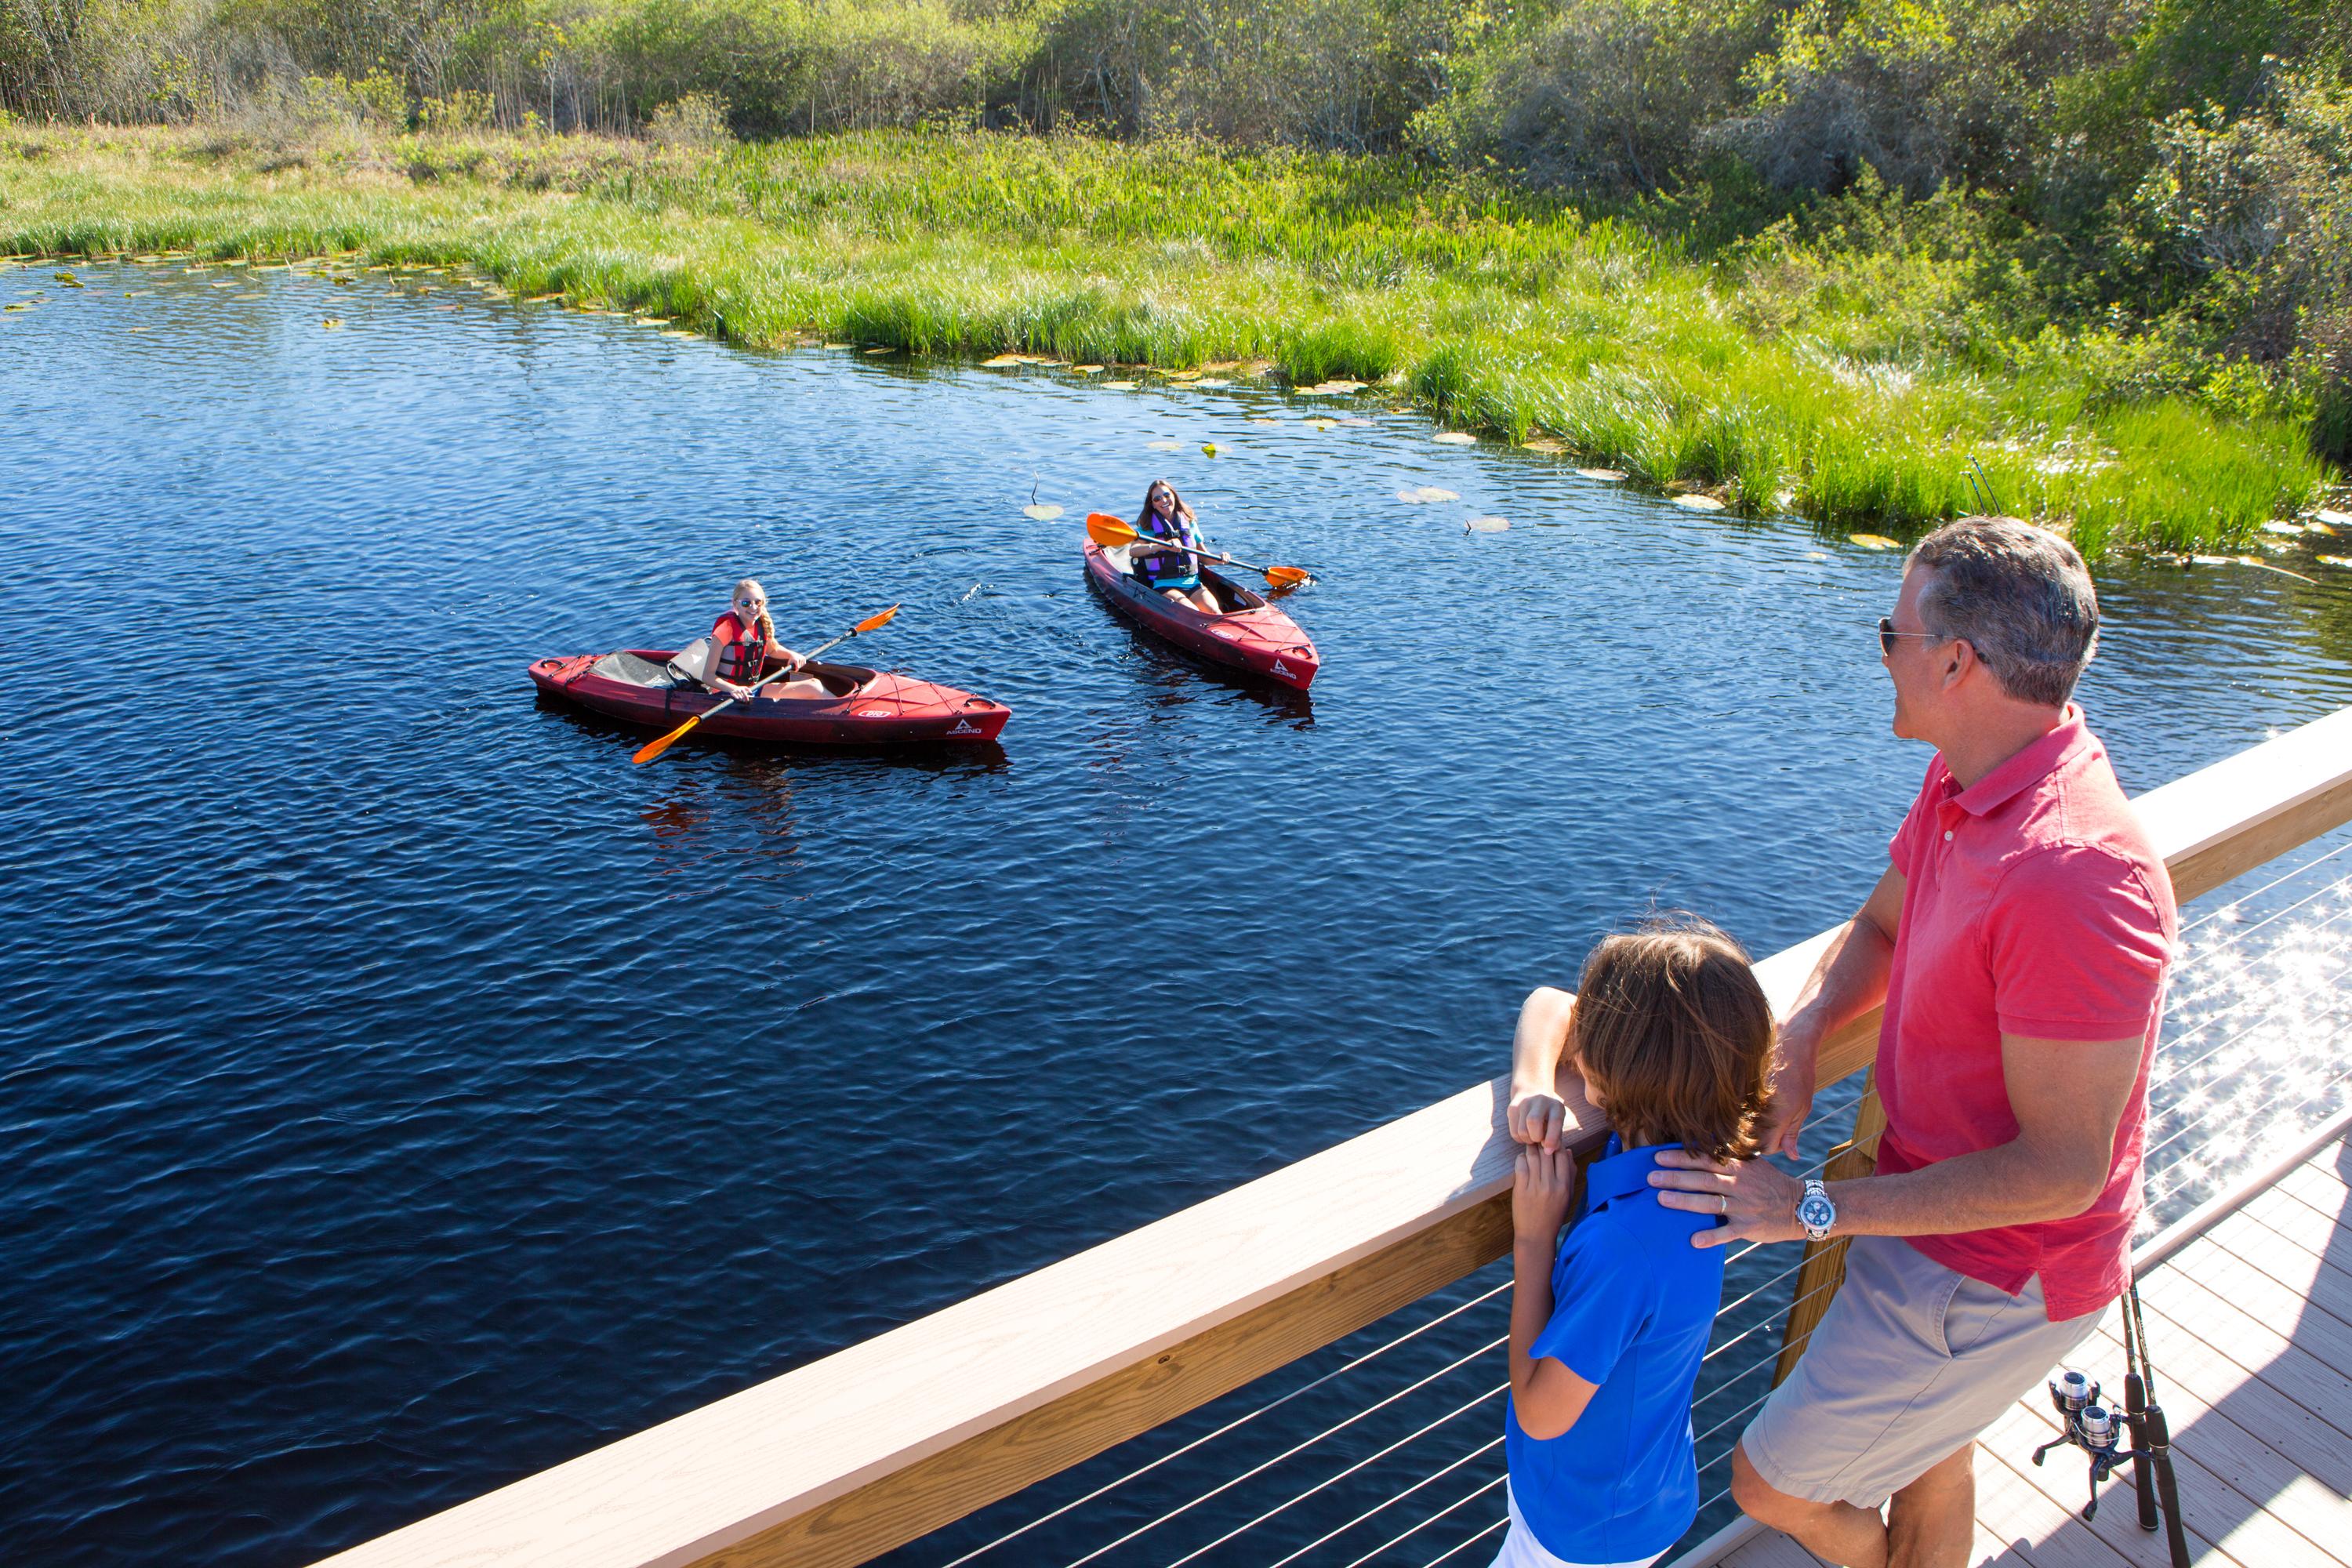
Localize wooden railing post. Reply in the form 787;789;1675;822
1773;1073;1886;1386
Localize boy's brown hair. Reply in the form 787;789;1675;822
1570;915;1775;1162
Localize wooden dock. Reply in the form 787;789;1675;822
1719;1131;2352;1568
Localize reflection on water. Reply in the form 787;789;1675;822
1;256;2348;1568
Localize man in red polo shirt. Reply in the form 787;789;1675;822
1650;517;2176;1568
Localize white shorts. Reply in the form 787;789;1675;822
1490;1481;1667;1568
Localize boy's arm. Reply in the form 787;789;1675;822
1508;986;1577;1150
1508;1146;1600;1441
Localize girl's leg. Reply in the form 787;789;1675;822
753;675;832;702
1185;586;1223;614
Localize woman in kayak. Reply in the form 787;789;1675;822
1130;479;1223;614
699;579;826;702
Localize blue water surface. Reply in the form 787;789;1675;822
3;257;2349;1567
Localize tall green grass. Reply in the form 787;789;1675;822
0;123;2334;552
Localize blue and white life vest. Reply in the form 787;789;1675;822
1131;508;1205;584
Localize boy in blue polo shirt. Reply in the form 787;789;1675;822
1501;917;1777;1568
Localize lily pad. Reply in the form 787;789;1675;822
1309;379;1366;393
1194;378;1231;388
1396;486;1461;504
2262;521;2303;535
823;343;851;350
1673;494;1727;511
1465;516;1510;532
982;354;1023;367
1250;417;1282;425
1338;417;1376;427
2313;509;2350;527
1147;440;1182;451
664;330;695;339
2316;554;2352;568
1070;364;1104;373
1520;439;1566;454
863;346;893;354
1848;532;1903;550
1432;432;1478;445
1304;418;1338;431
1023;503;1064;521
1574;468;1627;482
1102;380;1138;390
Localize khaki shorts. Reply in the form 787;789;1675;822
1742;1235;2103;1509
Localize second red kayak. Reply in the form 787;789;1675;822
1083;542;1319;691
531;650;1010;746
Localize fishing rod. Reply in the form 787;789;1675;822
2030;1274;2191;1567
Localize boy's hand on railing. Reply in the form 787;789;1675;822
1512;1145;1578;1242
1508;1087;1567;1151
1649;1149;1804;1247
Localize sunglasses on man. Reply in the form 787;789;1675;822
1878;618;1950;656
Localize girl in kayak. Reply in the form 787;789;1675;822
699;579;826;702
1129;479;1223;614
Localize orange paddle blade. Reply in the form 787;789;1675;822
1086;513;1139;548
632;713;701;765
855;603;901;634
1263;566;1313;589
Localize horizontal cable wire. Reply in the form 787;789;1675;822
2143;1065;2352;1210
1160;1382;1508;1568
1338;1474;1504;1568
2142;1032;2352;1167
2176;840;2352;937
1263;1435;1504;1568
2162;881;2352;1011
1698;1272;1843;1381
2151;957;2352;1099
1061;1332;1506;1568
1421;1512;1509;1568
2166;897;2352;1018
944;1279;1512;1566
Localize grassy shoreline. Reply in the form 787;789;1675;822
3;123;2339;555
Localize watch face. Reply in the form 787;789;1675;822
1798;1196;1835;1231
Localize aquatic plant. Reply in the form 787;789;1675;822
0;123;2337;553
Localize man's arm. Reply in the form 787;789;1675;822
1652;1029;2146;1245
1764;864;1905;1156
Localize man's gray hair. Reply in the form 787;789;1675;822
1907;517;2100;708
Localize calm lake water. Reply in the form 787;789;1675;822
5;258;2350;1568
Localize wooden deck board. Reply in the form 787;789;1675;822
1713;1137;2352;1568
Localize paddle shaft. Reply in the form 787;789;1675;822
695;624;859;719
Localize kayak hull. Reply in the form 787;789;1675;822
529;650;1011;747
1083;543;1319;691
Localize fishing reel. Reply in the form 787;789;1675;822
2031;1370;2140;1513
2024;1283;2191;1568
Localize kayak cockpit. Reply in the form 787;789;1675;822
591;649;874;701
1102;545;1266;614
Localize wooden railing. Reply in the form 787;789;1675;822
316;706;2352;1568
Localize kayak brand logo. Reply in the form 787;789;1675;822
1270;659;1294;678
949;718;981;735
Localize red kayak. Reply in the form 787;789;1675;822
1083;542;1319;691
529;650;1010;746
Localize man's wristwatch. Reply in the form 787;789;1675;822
1796;1178;1837;1242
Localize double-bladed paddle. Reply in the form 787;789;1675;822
631;603;901;765
1084;514;1313;590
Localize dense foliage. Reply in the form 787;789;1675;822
1;0;2346;477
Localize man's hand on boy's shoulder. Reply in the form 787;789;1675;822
1647;1149;1803;1247
1512;1145;1579;1242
